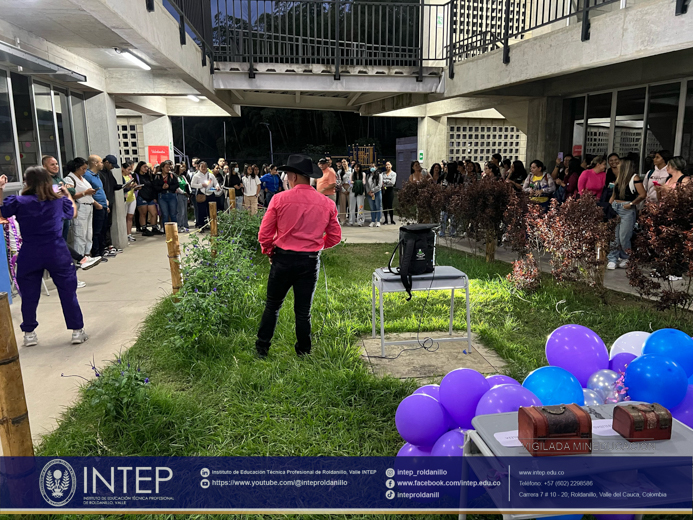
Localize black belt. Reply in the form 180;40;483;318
274;247;320;258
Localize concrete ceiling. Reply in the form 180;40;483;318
0;0;162;70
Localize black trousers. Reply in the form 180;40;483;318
91;207;107;257
382;187;395;223
256;249;320;356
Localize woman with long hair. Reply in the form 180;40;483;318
505;160;527;191
120;160;137;241
153;160;179;227
366;164;383;227
132;161;160;236
563;158;583;200
439;161;458;238
191;161;220;229
659;156;691;192
242;163;261;215
337;159;351;225
348;163;366;226
578;155;608;199
409;161;426;183
607;158;646;270
381;161;397;225
430;163;442;183
0;168;88;347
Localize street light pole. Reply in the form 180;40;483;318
261;122;274;165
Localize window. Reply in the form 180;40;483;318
70;93;89;158
0;70;19;183
645;83;680;157
54;87;73;165
613;87;646;159
33;82;58;160
10;73;39;173
682;80;693;168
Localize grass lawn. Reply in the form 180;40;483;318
36;242;692;520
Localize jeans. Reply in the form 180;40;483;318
256;250;320;356
235;195;244;210
382;187;395;223
369;191;382;224
159;192;178;224
71;203;93;256
265;191;276;208
440;211;456;237
608;201;637;263
176;192;189;229
349;192;365;225
91;207;107;257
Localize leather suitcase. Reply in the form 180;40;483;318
612;403;672;442
518;404;592;457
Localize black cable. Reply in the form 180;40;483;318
370;269;441;361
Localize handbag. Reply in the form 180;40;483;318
195;173;210;202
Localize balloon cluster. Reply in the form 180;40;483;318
395;325;693;456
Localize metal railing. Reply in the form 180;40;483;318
212;0;449;80
209;0;689;78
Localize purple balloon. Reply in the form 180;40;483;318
431;429;466;457
440;369;490;429
413;384;440;401
609;352;637;374
671;385;693;429
546;324;609;386
395;394;448;447
485;375;520;388
475;384;542;416
397;443;432;457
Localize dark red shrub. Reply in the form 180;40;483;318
396;178;445;224
507;252;541;293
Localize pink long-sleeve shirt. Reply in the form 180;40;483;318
577;169;606;199
258;184;342;256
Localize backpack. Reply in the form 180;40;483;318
387;224;437;300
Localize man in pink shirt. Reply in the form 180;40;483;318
256;154;342;358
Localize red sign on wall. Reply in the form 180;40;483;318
148;146;170;165
572;145;583;158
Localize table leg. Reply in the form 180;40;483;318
372;279;376;338
465;278;472;352
449;288;455;335
380;284;385;357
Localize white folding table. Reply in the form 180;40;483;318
371;266;471;357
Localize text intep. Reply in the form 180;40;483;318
83;467;173;494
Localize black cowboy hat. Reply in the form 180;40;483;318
277;154;323;179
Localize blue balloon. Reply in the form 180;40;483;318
642;329;693;377
522;366;585;406
625;354;688;408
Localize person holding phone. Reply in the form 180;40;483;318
0;168;88;347
191;161;220;228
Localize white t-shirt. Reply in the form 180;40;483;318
643;165;670;202
65;173;94;203
242;175;261;196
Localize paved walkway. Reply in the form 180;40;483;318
9;234;172;447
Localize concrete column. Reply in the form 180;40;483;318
85;92;127;250
417;116;449;169
524;97;563;167
142;115;174;165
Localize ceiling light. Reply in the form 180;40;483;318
187;95;200;102
114;48;151;71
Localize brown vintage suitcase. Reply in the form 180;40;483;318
612;403;672;442
518;404;592;457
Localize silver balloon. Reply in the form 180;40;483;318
582;388;603;406
587;369;620;403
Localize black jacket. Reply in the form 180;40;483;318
134;171;157;201
153;173;180;194
98;168;123;207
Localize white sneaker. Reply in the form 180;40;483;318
71;329;88;344
80;256;101;270
607;262;617;270
376;222;381;227
668;275;683;281
618;259;628;269
128;234;136;242
77;280;87;288
358;222;363;227
369;222;375;227
23;331;38;347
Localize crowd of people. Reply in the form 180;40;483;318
413;150;690;279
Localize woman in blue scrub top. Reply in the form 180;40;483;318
0;167;89;347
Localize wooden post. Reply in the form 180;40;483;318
209;201;218;258
595;241;607;287
0;292;34;456
165;223;183;296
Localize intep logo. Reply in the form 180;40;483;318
40;459;77;507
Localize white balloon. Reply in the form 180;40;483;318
587;369;620;402
582;388;602;406
610;331;650;359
